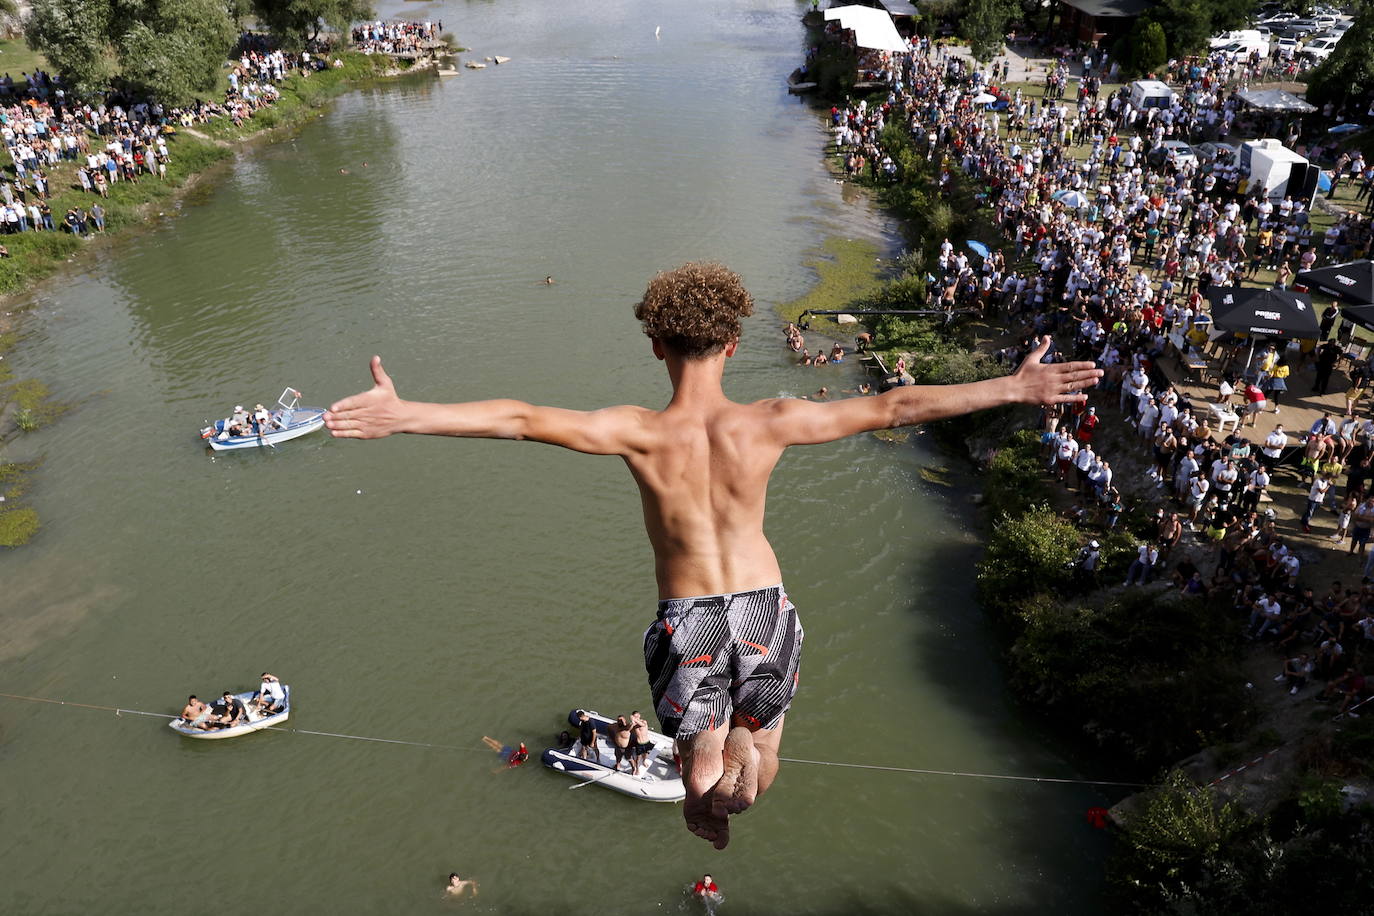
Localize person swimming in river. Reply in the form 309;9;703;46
324;261;1098;849
444;873;478;898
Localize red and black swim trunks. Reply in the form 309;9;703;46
643;584;803;741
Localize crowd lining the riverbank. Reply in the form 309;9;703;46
811;19;1374;728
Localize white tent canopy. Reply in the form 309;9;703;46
823;5;908;53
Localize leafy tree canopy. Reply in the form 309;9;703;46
249;0;373;49
1143;0;1249;59
27;0;236;103
1305;7;1374;108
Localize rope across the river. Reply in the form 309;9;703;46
0;691;1147;787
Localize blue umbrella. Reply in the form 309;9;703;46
1318;171;1332;192
966;239;990;259
1328;123;1363;134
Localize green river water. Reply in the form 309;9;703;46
0;1;1111;912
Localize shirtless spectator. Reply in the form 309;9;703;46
611;715;632;772
629;710;652;776
179;695;210;729
323;263;1098;848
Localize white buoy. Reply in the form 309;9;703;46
356;489;363;495
655;25;661;38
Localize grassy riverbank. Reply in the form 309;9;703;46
0;49;424;547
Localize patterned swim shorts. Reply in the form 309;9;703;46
643;584;803;741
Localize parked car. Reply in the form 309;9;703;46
1301;36;1340;59
1276;36;1302;55
1312;14;1339;28
1259;12;1298;23
1146;140;1197;170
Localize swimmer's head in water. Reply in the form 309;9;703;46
634;262;753;359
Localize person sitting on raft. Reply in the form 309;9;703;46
251;404;278;435
180;695;211;729
207;691;247;728
253;673;286;713
227;405;250;436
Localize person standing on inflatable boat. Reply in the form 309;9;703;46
324;262;1100;850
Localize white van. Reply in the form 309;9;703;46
1210;29;1264;49
1128;79;1176;111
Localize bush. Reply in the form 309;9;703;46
1110;773;1374;912
1109;770;1267;913
977;505;1080;610
1126;20;1168;77
1008;588;1254;763
985;429;1052;517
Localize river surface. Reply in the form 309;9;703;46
0;1;1110;912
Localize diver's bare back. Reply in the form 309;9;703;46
623;398;789;600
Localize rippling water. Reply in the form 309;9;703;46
0;1;1109;912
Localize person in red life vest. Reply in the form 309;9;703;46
507;742;529;767
693;874;720;900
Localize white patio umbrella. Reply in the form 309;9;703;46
1052;189;1089;208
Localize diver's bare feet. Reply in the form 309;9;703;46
681;732;731;849
713;726;759;816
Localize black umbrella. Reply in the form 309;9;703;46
1296;259;1374;306
1206;286;1319;372
1206;286;1319;339
1338;303;1374;334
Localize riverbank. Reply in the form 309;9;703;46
0;48;440;546
791;22;1374;912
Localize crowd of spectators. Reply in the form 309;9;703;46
352;20;443;54
809;23;1374;716
0;23;442;241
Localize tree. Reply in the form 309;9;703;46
25;0;117;95
1306;7;1374;109
119;0;237;102
1144;0;1250;58
27;0;235;102
963;0;1013;63
1128;19;1168;76
249;0;373;49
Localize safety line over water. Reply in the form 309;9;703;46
1;692;1149;787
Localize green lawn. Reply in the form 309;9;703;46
0;39;49;80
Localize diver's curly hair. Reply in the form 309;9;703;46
634;262;754;359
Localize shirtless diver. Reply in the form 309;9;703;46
324;262;1100;849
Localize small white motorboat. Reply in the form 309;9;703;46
541;708;685;802
200;388;325;451
169;686;290;740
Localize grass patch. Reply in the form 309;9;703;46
0;39;50;80
0;458;41;547
777;236;888;332
3;376;68;429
